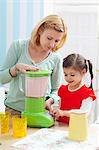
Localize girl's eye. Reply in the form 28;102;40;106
71;75;75;77
55;40;60;43
64;74;67;76
47;37;52;40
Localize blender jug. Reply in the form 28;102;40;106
25;70;50;97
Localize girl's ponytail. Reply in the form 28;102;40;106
87;60;93;89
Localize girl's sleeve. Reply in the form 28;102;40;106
0;41;19;84
69;97;93;116
80;97;93;115
49;55;64;102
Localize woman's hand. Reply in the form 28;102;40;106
9;63;39;77
15;63;39;74
45;98;54;114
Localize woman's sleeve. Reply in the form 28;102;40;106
0;41;19;84
49;55;64;102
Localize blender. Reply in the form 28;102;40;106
22;70;54;128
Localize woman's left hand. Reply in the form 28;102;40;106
45;98;54;114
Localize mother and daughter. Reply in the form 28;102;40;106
0;14;96;124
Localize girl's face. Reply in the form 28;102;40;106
63;67;86;90
39;28;64;51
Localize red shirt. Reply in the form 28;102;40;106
58;85;96;124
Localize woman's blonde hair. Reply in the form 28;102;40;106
31;15;67;51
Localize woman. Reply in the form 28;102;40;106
0;15;67;115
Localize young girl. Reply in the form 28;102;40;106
52;53;96;124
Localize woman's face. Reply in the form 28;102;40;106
39;28;64;51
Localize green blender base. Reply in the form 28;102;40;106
22;97;54;128
22;111;54;128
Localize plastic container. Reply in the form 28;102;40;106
68;111;88;141
0;112;10;134
12;115;27;138
25;70;51;97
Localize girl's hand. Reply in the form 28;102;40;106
15;63;39;74
52;109;70;119
52;109;64;119
45;98;54;114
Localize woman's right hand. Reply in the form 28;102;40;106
9;63;39;77
15;63;39;74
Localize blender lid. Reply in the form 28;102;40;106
26;70;51;77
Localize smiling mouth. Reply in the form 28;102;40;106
68;81;74;83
